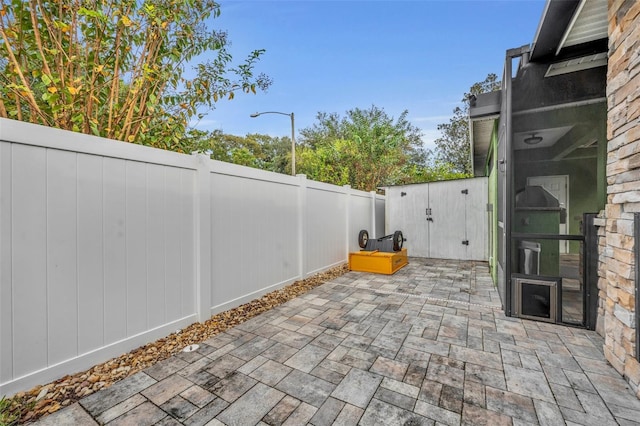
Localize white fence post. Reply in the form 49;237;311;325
298;174;308;279
195;154;212;322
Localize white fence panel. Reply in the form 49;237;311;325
209;163;300;314
0;118;385;396
0;120;199;395
349;192;374;251
10;144;48;380
305;181;347;276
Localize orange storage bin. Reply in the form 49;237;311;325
349;248;408;275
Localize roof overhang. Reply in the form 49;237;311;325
544;52;608;77
469;91;501;176
467;0;608;177
531;0;607;63
470;116;498;177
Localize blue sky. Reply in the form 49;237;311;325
196;0;546;152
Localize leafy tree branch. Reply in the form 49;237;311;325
0;0;271;152
434;73;500;174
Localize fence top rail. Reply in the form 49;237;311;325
348;190;384;199
305;179;351;194
0;118;198;170
0;118;390;201
207;159;300;187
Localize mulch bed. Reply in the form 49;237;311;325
6;264;349;424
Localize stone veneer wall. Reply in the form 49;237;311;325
601;0;640;396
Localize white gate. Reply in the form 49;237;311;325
385;177;488;261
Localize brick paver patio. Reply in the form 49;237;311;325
33;259;640;425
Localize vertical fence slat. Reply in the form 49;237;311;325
77;154;104;354
11;144;48;378
146;164;166;328
376;196;385;238
164;167;183;322
195;155;212;322
344;185;351;261
0;140;12;384
370;191;377;239
125;162;148;336
298;174;308;279
103;158;127;344
46;149;79;365
181;169;196;317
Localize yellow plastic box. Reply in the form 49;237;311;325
349;248;408;275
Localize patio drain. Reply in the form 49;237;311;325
182;344;200;352
332;283;501;311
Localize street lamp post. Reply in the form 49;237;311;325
250;111;296;175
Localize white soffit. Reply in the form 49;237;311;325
545;52;608;77
557;0;608;54
471;117;497;175
472;117;496;156
473;117;497;152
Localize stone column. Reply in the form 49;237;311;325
603;0;640;397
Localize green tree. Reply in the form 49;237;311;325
189;130;292;173
0;0;270;152
434;73;500;174
204;131;262;165
247;133;292;174
298;106;427;191
403;161;469;183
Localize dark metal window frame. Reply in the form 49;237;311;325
502;44;588;324
503;45;534;317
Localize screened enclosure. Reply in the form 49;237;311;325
489;51;606;327
470;0;608;328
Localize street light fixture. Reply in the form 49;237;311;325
250;111;296;175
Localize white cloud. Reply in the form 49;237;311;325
190;118;219;129
412;115;453;123
420;129;442;152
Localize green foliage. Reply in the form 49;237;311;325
297;106;428;191
0;0;270;152
404;161;470;183
182;105;475;190
298;139;352;186
434;73;501;174
189;130;292;174
0;396;19;426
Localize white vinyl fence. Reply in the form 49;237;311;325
0;118;384;396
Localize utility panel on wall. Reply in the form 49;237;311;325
385;177;488;261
